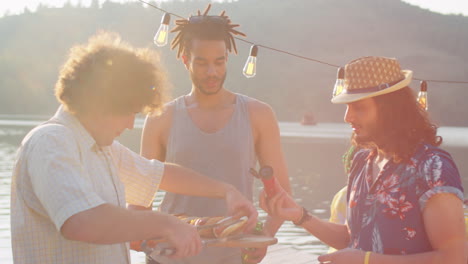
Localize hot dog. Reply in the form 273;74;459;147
216;217;247;238
176;215;248;238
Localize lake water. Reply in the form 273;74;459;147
2;118;467;263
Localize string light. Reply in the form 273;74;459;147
154;13;170;47
243;45;258;78
138;0;468;85
332;67;345;97
418;80;428;110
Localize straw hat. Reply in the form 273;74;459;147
331;56;413;104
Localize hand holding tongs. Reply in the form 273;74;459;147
141;216;245;258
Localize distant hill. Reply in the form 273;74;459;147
0;0;467;126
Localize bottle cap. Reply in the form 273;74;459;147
259;166;273;179
420;80;427;92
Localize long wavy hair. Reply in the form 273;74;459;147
351;87;442;163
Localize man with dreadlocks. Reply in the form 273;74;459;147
260;56;466;264
138;4;291;264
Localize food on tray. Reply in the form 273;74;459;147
177;215;248;238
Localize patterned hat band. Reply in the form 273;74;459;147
331;56;413;104
343;78;404;94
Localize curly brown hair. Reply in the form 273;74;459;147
352;87;442;163
55;32;168;115
170;4;246;58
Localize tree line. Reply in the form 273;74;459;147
0;0;467;126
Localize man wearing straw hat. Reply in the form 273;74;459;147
260;56;466;263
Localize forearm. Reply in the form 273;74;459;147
300;214;350;249
61;203;175;244
159;163;233;199
263;215;284;236
159;163;257;228
367;247;465;264
366;194;466;264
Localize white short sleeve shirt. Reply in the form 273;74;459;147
10;107;164;264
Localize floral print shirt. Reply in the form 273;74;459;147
346;144;464;255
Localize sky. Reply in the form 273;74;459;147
0;0;467;17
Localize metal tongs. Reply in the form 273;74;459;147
141;216;245;259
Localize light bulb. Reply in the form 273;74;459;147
417;80;428;110
243;45;258;78
332;67;345;97
154;13;170;47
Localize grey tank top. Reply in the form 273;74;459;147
160;93;256;216
154;94;256;264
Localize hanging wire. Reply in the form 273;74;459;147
137;0;184;19
138;0;339;69
413;78;468;84
235;38;340;68
137;0;468;85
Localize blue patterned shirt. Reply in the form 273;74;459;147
347;143;464;255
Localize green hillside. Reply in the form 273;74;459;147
0;0;467;126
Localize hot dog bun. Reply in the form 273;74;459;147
197;216;225;238
215;216;248;238
176;215;248;238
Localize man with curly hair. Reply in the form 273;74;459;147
10;32;257;264
138;4;291;264
260;56;466;264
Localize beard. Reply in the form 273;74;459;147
351;123;381;149
354;132;374;145
352;133;374;149
190;71;227;95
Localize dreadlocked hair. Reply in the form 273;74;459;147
170;4;246;58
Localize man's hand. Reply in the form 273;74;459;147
130;215;203;259
241;247;267;264
160;215;203;259
240;224;272;264
224;186;258;232
259;189;302;222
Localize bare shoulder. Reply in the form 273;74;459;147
244;96;277;124
143;101;176;145
145;101;175;129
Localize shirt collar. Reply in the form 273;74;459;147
50;106;98;151
365;148;377;161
